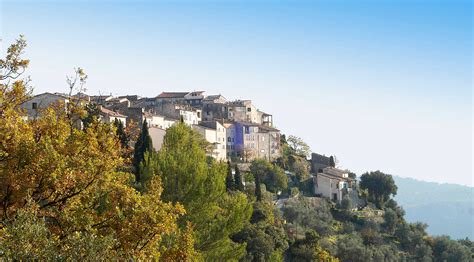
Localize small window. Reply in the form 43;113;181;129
228;137;231;142
247;107;251;112
32;102;38;109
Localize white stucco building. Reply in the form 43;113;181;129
193;121;227;161
314;167;355;203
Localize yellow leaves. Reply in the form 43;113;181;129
0;37;200;260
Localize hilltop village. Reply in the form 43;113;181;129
21;91;357;205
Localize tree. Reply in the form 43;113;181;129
289;230;339;261
250;159;288;194
359;171;398;208
232;202;289;261
82;103;100;129
114;118;129;148
329;156;336;167
255;171;263;202
133;120;153;182
431;236;472;262
0;37;196;260
383;208;399;234
287;135;311;158
292;158;310;182
143;122;252;260
234;165;244;191
225;160;235;191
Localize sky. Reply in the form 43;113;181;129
1;0;472;186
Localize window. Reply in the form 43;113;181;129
32;102;38;109
228;137;231;142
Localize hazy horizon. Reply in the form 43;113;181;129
1;0;472;186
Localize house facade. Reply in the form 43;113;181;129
311;153;332;173
155;91;205;107
98;106;127;126
153;103;201;126
313;167;355;203
227;122;280;162
202;95;228;121
193;121;227;161
20;93;70;120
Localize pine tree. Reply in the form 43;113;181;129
225;161;235;191
148;122;252;260
234;165;244;191
133;120;153;182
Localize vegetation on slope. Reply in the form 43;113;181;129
0;37;472;261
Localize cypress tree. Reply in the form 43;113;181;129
225;161;235;191
329;156;336;168
133;120;153;182
255;173;262;202
114;118;128;148
234;165;244;191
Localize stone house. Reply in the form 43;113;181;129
104;97;131;110
311;153;332;173
228;122;280;162
193;121;227;161
152;103;201;126
202;95;228;121
20;92;70;120
313;167;355;203
118;107;171;128
155;91;205;107
202;98;274;127
89;95;113;105
227;100;260;124
98;106;127;126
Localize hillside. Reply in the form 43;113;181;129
393;176;474;239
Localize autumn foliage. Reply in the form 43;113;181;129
0;37;196;260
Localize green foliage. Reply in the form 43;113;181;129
287;135;311;158
234;165;244;191
291;157;310;182
145;122;252;260
340;196;353;211
282;197;334;237
250;159;287;194
82;103;100;129
431;236;472;262
289;230;339;261
113;118;129;148
133;120;153;182
232;202;288;261
360;171;398;208
226;161;236;191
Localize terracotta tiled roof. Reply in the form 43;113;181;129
100;107;127;118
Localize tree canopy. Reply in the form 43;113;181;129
0;37;195;260
140;122;252;260
360;171;398;208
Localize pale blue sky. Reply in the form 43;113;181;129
1;0;472;185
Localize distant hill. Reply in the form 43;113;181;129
393;176;473;240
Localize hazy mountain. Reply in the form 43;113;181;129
393;176;473;240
